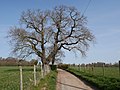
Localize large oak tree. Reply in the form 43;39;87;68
8;5;95;66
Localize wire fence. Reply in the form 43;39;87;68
0;65;41;90
69;64;120;78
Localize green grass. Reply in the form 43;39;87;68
0;66;41;90
67;67;120;90
33;70;57;90
70;66;120;78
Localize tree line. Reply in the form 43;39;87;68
0;57;38;66
70;62;119;67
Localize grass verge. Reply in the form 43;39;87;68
33;70;57;90
66;68;120;90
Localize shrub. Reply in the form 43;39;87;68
58;64;69;70
50;65;57;71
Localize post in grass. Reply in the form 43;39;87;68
88;64;90;73
79;64;81;71
119;61;120;76
102;63;105;76
92;63;94;75
40;63;44;78
19;66;23;90
34;65;37;86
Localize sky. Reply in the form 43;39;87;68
0;0;120;64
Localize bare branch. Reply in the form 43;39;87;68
8;5;95;65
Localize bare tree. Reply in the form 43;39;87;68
46;6;95;64
8;6;95;68
8;10;51;75
8;10;50;65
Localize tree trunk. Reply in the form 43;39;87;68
42;63;50;77
44;64;50;75
52;55;55;65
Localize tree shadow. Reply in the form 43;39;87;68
57;81;88;90
66;70;99;90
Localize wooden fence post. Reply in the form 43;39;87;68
119;61;120;76
88;64;90;73
102;63;105;76
41;63;44;78
92;63;94;75
19;66;23;90
34;65;37;86
79;64;81;71
84;65;86;72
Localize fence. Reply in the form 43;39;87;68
69;63;120;78
0;65;41;90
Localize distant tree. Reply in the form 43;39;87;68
30;59;38;65
8;6;95;71
81;63;86;67
0;57;2;60
0;57;31;66
113;62;119;67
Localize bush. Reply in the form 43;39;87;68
58;64;69;70
50;65;57;71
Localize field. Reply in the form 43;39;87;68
70;66;120;78
0;66;41;90
67;66;120;90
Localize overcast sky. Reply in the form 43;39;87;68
0;0;120;64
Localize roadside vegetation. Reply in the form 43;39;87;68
0;66;36;90
67;67;120;90
0;66;57;90
34;70;57;90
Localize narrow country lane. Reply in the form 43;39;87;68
56;69;95;90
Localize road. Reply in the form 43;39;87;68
56;69;95;90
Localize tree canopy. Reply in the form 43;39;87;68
8;5;95;65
